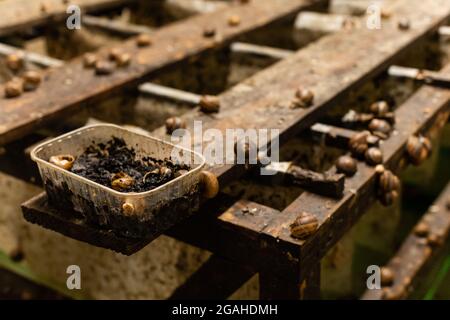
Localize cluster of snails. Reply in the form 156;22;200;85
375;165;401;206
347;130;383;166
367;101;395;139
290;211;318;240
290;87;315;109
406;135;432;166
3;53;42;98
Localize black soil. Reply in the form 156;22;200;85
70;137;189;193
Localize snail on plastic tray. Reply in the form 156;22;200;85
49;154;75;170
111;172;134;191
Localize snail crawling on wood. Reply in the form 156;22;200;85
199;95;221;113
406;135;432;166
165;116;187;134
375;165;401;206
365;147;383;166
336;155;357;177
290;212;318;240
349;130;371;159
291;87;314;109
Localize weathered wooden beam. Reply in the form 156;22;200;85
82;15;154;36
260;62;450;280
362;182;450;300
230;42;294;60
0;0;322;146
0;0;138;36
169;254;254;300
0;43;63;68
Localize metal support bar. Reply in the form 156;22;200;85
230;42;294;60
82;15;153;36
388;65;450;88
0;43;63;68
138;82;201;105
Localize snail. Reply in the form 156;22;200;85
349;131;370;158
165;116;187;134
376;167;401;206
49;154;75;170
290;212;318;240
203;27;216;38
111;172;134;191
95;60;114;75
379;190;399;206
201;171;219;199
4;79;23;98
398;18;410;30
108;48;123;61
380;267;394;286
369;101;390;117
115;53;131;67
294;87;314;108
122;202;135;216
228;15;241;27
159;166;172;180
368;118;392;136
83;53;98;68
406;135;432;166
365;147;383;166
427;234;443;248
414;222;429;237
5;53;24;72
336;155;357;177
22;71;42;92
136;34;152;47
199;95;220;113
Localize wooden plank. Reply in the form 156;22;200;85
0;0;320;146
261;62;450;278
362;182;450;300
0;0;138;36
169;254;254;300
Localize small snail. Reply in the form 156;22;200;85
199;95;220;113
165;116;187;134
294;87;314;108
290;212;318;240
379;170;400;193
336;155;357;177
365;147;383;166
115;53;131;67
369;101;390;117
136;34;152;47
414;222;429;237
111;172;134;191
108;48;123;61
228;15;241;27
22;70;42;92
349;131;370;158
380;267;394;286
398;18;410;30
201;170;219;199
49;154;75;170
406;135;432;166
4;79;23;98
203;27;216;38
368;118;392;135
5;53;24;72
379;190;399;206
95;60;114;75
122;202;135;216
159;166;172;180
83;53;98;68
427;234;443;248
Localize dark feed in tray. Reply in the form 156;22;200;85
70;137;190;193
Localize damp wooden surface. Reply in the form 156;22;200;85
0;0;319;146
0;0;138;36
362;182;450;300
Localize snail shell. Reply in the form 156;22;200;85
379;190;399;206
199;95;220;113
336;155;357;176
95;60;114;75
49;154;75;170
295;87;314;108
414;222;429;237
22;71;42;91
228;15;241;26
290;212;318;240
6;53;24;71
368;118;392;135
379;170;400;193
111;172;134;191
4;79;23;98
369;101;390;116
122;202;135;216
136;34;152;47
349;131;370;158
83;53;98;68
201;171;219;199
365;147;383;166
380;267;394;286
165;116;187;134
406;135;432;165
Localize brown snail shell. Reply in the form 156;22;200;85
165;116;187;134
414;222;429;237
406;135;432;166
22;71;42;91
203;27;216;38
295;87;314;108
380;267;394;286
398;18;410;30
368;118;392;135
95;60;114;75
136;34;152;47
5;53;24;71
4;79;23;98
427;234;443;248
290;212;318;240
379;170;400;193
349;131;370;158
199;95;220;113
379;190;399;206
122;202;135;216
228;15;241;26
108;48;123;61
49;154;75;170
111;172;134;191
201;170;219;199
83;53;98;68
365;147;383;166
116;53;131;67
336;155;357;177
369;101;390;116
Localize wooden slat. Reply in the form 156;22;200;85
0;0;320;146
261;62;450;278
362;182;450;300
